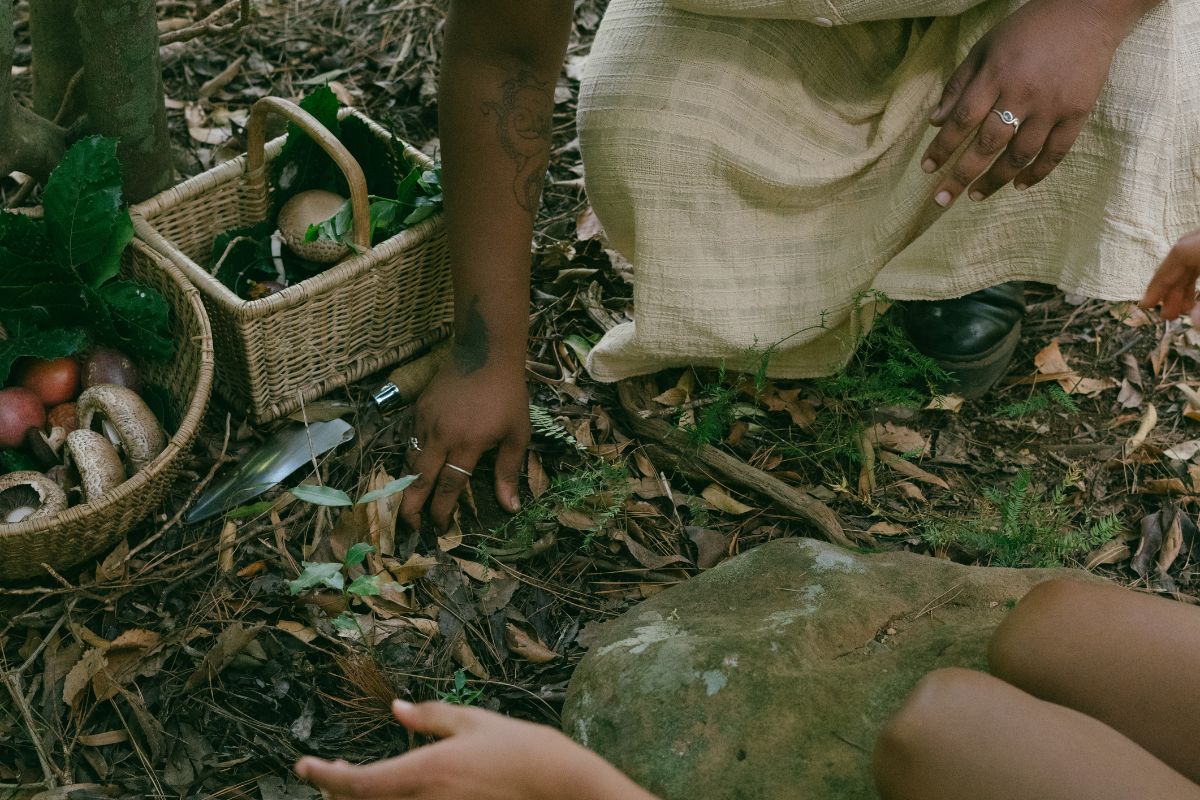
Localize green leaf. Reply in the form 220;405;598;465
347;574;382;597
225;500;276;519
343;542;375;569
96;279;175;361
563;334;593;361
1;449;38;474
289;484;354;507
356;475;419;505
0;327;85;384
331;612;359;633
0;213;64;280
272;86;342;204
337;114;401;197
41;136;129;286
288;561;344;594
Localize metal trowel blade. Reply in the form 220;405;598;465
185;418;356;524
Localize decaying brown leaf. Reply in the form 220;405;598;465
700;484;755;516
505;624;558;663
877;450;950;490
185;623;264;691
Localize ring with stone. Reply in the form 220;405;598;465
443;462;472;477
991;109;1020;131
408;436;422;452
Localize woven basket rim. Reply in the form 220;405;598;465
131;109;443;322
0;237;216;540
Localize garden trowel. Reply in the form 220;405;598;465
185;418;355;524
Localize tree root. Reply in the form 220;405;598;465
617;377;851;548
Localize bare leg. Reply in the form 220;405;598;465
873;668;1200;800
988;578;1200;782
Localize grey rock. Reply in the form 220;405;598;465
563;538;1093;800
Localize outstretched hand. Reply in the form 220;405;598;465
295;701;660;800
1142;231;1200;324
921;0;1133;206
399;360;530;532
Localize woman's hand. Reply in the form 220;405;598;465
295;701;661;800
921;0;1147;206
399;361;530;532
1141;230;1200;323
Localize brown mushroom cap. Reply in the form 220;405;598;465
65;429;127;504
0;471;68;525
76;384;167;474
277;190;351;264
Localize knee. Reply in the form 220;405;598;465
988;578;1090;680
873;668;988;797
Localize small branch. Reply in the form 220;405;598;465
159;0;252;45
618;377;849;547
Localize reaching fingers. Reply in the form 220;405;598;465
493;434;527;514
969;117;1051;199
428;452;480;531
296;754;423;799
392;700;483;738
399;434;446;531
921;77;998;178
1142;238;1200;319
933;105;1018;206
1013;118;1084;190
929;49;981;126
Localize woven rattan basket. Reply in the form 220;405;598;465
0;238;215;582
132;97;453;424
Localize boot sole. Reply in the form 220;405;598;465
924;321;1022;400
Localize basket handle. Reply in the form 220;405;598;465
246;97;371;250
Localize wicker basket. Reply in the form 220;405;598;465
131;97;453;424
0;238;215;582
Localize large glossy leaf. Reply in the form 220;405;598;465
95;279;175;361
41;136;129;287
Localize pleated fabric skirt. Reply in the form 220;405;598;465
578;0;1200;380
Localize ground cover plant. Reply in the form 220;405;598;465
1;1;1199;797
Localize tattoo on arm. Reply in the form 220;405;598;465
482;69;554;214
454;296;491;374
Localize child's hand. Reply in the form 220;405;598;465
1141;230;1200;323
295;700;659;800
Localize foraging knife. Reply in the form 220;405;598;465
185;418;355;524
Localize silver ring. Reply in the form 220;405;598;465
991;109;1020;131
409;436;422;452
443;463;473;477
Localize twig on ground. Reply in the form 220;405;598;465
159;0;252;46
617;378;850;547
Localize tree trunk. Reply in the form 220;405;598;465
77;0;172;202
30;0;83;121
0;1;67;180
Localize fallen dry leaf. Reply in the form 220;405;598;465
925;394;964;413
877;450;950;490
505;624;558;663
1084;538;1131;569
701;485;754;516
185;623;264;690
685;526;729;569
866;521;909;537
868;422;930;457
1125;404;1157;455
527;451;550;499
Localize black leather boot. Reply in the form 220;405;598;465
900;282;1026;399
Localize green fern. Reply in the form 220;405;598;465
529;404;584;450
922;468;1119;568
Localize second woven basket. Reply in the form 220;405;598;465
132;97;453;424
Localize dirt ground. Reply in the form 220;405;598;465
2;1;1198;797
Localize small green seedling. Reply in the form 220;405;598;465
437;669;485;706
289;543;401;635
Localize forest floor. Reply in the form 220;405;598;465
2;1;1198;798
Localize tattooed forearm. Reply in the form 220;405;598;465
481;69;554;214
454;296;491;374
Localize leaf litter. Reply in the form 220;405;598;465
4;0;1200;797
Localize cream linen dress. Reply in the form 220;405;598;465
578;0;1200;381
